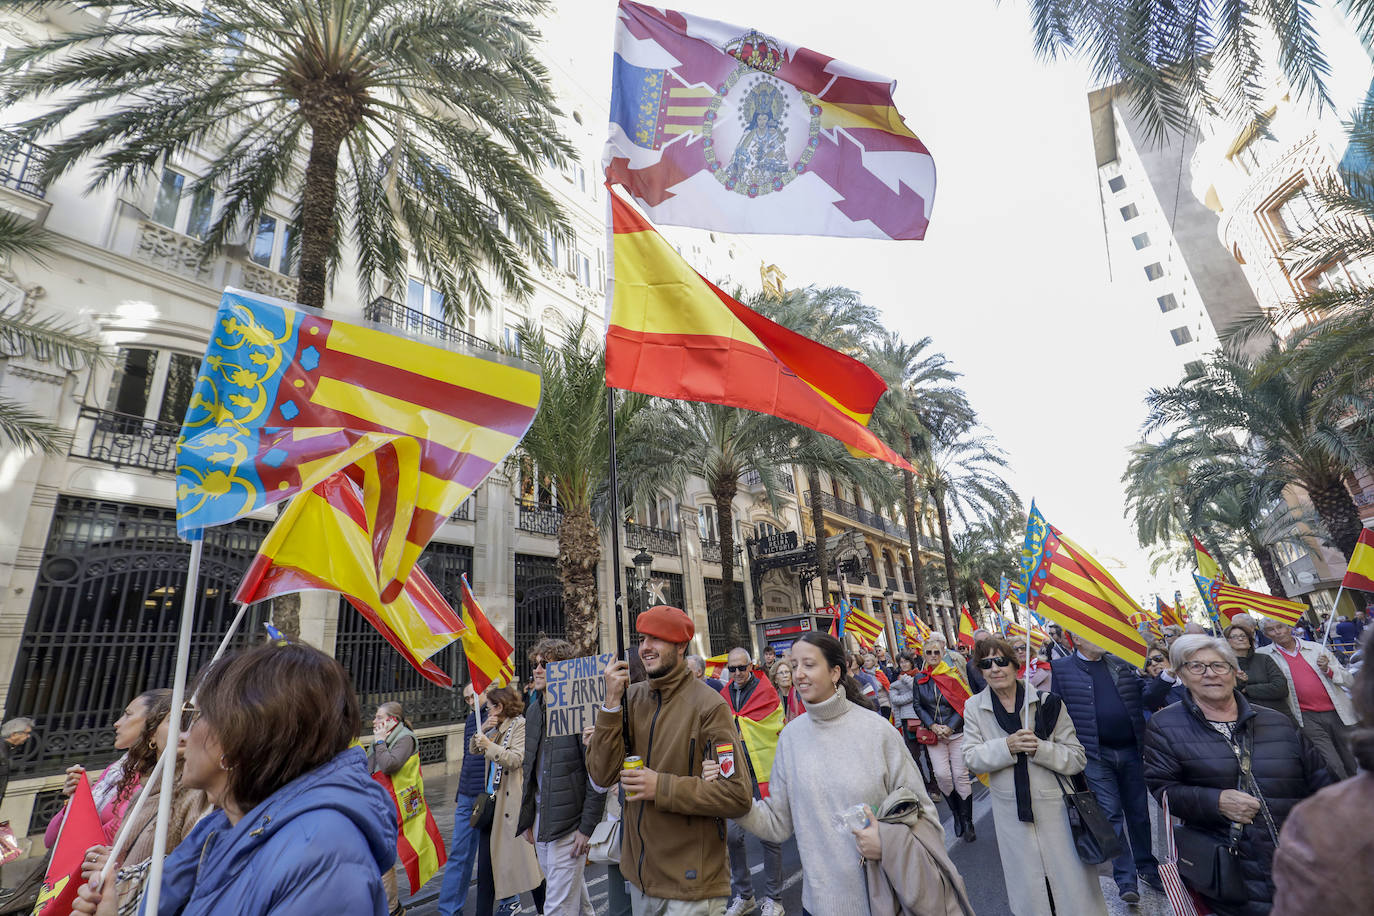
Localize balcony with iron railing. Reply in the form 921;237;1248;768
70;406;179;474
740;469;795;494
885;576;900;592
803;490;908;540
902;578;915;594
626;523;680;557
450;499;473;522
515;499;561;536
363;296;496;353
0;130;51;199
702;539;744;565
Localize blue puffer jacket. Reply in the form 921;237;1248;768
146;746;394;916
1049;653;1147;756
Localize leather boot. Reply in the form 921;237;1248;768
962;793;977;842
945;792;964;837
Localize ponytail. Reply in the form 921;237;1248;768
840;673;876;711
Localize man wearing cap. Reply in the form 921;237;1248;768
587;606;753;916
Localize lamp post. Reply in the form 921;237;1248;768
881;586;898;657
632;549;653;622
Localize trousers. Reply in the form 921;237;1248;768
535;829;595;915
1083;743;1158;892
928;733;970;798
1300;708;1357;780
727;819;782;900
629;886;727;916
437;793;482;916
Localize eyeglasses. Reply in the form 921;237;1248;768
1182;661;1234;675
727;664;750;673
180;699;201;730
532;659;546;669
1148;655;1166;664
923;649;942;655
977;656;1015;670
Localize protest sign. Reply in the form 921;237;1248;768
545;653;614;737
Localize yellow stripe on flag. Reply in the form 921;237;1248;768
1342;529;1374;591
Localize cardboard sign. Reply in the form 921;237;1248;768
545;653;615;737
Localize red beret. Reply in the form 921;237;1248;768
635;605;695;643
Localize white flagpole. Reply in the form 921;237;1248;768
1022;605;1033;732
141;535;203;915
1320;585;1346;650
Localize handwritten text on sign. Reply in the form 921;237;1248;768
545;653;615;737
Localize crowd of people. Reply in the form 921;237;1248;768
0;600;1360;916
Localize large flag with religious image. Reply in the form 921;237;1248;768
607;190;913;470
1020;503;1149;667
234;472;467;687
175;288;540;602
607;1;935;239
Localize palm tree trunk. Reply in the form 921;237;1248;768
558;506;601;655
297;109;352;310
1306;478;1364;560
807;467;830;608
933;493;958;642
713;479;747;649
901;468;932;628
1248;537;1287;597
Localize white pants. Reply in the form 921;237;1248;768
629;886;727;916
928;732;970;798
535;829;595;916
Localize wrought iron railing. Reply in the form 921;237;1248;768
803;490;908;539
363;296;496;353
739;469;795;494
902;579;915;594
702;539;744;565
626;522;679;557
515;498;562;536
866;573;880;587
70;406;180;474
0;130;51;198
450;498;473;521
885;576;900;592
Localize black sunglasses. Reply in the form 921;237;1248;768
727;664;750;673
1148;655;1166;664
977;656;1015;670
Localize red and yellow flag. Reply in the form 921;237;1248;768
957;605;978;648
917;659;971;716
1192;536;1225;583
234;473;467;686
1155;596;1185;629
606;190;912;471
374;750;447;894
1021;504;1148;667
1210;580;1306;627
1005;619;1050;652
979;579;1001;617
843;602;885;647
35;772;104;916
1341;528;1374;592
460;576;514;693
719;674;785;797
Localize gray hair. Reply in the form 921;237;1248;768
1;718;33;738
923;633;947;652
1169;635;1238;672
685;655;705;675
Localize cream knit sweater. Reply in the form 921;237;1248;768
736;689;940;916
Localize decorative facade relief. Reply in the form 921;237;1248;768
238;260;299;301
133;220;216;285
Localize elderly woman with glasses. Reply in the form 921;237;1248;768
1143;635;1332;916
962;637;1107;915
912;633;977;841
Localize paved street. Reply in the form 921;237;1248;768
404;774;1172;915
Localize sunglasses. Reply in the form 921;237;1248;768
532;659;547;669
976;656;1015;670
727;664;750;673
1148;655;1166;663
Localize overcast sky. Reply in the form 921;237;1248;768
544;0;1196;601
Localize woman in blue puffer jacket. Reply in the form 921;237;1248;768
76;642;396;916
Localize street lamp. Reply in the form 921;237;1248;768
882;587;896;653
632;548;653;611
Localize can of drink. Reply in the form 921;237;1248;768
623;756;644;771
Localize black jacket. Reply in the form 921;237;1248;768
1143;690;1332;916
1050;652;1148;756
912;674;964;732
517;691;606;842
1236;652;1291;720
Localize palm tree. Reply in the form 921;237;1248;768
7;0;571;317
1143;350;1374;559
0;213;105;452
913;412;1017;640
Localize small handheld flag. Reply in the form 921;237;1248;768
460;576;514;693
1192;537;1225;583
35;772;103;916
1341;529;1374;592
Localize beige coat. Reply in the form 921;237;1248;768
475;716;542;899
961;686;1107;916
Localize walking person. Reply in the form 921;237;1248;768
1225;625;1291;720
962;637;1108;915
438;683;489;916
720;648;785;916
369;701;423;916
768;660;803;722
518;639;605;916
1257;618;1358;779
912;634;976;842
727;633;961;916
586;606;752;915
472;686;542;916
1144;635;1331;916
1050;633;1162;903
0;719;32;807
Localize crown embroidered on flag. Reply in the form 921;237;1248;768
724;29;785;73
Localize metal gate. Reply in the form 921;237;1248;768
4;497;272;777
704;577;749;656
514;553;565;683
336;542;471;727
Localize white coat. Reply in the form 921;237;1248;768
961;685;1108;916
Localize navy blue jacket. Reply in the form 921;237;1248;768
1050;652;1147;756
458;709;486;799
148;747;394;916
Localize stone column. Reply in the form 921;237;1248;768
680;505;710;657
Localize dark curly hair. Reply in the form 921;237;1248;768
115;689;173;806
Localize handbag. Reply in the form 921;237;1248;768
1171;729;1255;905
913;724;939;746
469;723;512;829
0;821;22;864
1053;772;1123;865
586;813;622;865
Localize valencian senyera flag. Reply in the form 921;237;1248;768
1193;574;1224;626
842;601;885;648
1342;528;1374;592
460;575;515;694
1208;577;1306;627
1005;619;1050;652
176;289;540;601
607;190;913;471
1156;596;1184;629
373;750;447;894
1021;503;1149;667
719;672;784;797
607;1;935;239
234;473;467;686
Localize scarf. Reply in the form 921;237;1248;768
916;660;971;717
991;683;1034;823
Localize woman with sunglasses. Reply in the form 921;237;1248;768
962;637;1107;915
1142;646;1188;719
912;634;976;842
1224;624;1291;720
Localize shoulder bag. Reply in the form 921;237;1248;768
1039;692;1123;866
1171;728;1253;904
469;724;513;830
586;795;622;865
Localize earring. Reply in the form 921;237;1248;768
218;754;232;771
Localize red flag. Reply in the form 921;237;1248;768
35;772;103;916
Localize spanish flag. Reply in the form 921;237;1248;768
980;580;1002;618
373;751;447;894
460;575;514;693
916;658;971;717
1341;528;1374;592
1193;536;1226;583
606;190;912;471
957;605;978;648
720;674;785;797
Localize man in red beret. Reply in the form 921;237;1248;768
586;606;753;915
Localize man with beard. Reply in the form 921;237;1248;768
588;607;752;916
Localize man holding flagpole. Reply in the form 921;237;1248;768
1258;617;1358;779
